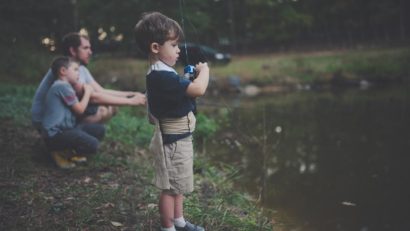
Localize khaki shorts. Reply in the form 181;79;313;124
159;136;194;195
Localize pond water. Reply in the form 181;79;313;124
200;85;410;231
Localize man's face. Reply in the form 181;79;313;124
73;37;92;65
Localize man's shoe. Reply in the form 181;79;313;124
175;221;205;231
51;151;76;169
70;156;87;163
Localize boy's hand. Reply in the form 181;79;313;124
186;62;210;97
195;62;209;74
73;82;84;96
83;84;94;95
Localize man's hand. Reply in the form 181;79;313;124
128;92;146;106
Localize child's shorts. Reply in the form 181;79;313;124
160;136;194;195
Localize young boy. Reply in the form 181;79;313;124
134;12;209;231
41;56;105;169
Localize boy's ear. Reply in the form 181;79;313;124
59;67;67;76
150;42;160;54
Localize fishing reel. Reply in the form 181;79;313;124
183;65;197;81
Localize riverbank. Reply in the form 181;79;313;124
1;46;408;230
87;47;410;95
0;85;277;230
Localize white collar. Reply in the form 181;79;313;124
147;60;177;75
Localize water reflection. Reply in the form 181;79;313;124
202;86;410;231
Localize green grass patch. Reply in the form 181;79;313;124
0;83;275;230
210;47;410;85
0;84;35;125
105;106;154;147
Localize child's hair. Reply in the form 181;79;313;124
62;32;90;56
51;56;76;78
134;11;184;56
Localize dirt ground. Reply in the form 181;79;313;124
0;116;276;231
0;119;162;230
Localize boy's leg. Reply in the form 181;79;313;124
50;151;76;169
160;191;176;229
49;127;102;156
174;194;184;224
45;131;76;169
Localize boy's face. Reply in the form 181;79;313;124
157;38;180;66
64;62;80;85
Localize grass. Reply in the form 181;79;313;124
0;84;277;230
210;47;410;85
7;46;407;91
84;47;410;93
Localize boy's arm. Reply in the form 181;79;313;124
71;84;93;115
186;62;210;97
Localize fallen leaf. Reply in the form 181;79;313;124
111;221;123;227
83;177;92;183
147;203;157;209
341;201;357;206
95;203;115;210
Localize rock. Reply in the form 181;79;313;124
243;85;260;96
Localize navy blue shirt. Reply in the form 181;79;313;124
146;70;195;119
146;61;196;144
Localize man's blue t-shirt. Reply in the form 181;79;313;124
146;61;195;119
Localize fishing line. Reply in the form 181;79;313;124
178;0;209;64
177;1;254;143
177;0;238;129
178;0;190;65
178;4;282;204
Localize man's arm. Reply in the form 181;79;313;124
31;69;54;125
89;80;135;97
186;62;210;97
90;91;146;106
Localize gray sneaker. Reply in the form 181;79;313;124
175;221;205;231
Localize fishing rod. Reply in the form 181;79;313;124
177;0;241;123
177;0;269;137
178;0;197;81
177;2;284;206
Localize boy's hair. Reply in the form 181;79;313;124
51;56;76;78
134;12;184;56
62;32;90;56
